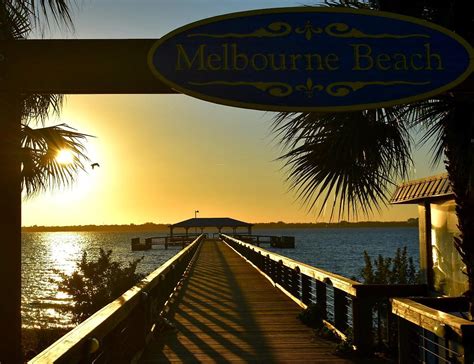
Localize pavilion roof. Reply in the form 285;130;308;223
170;217;253;228
390;173;453;204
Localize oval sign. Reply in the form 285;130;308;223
148;7;474;112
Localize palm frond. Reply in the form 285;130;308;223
24;0;74;32
0;1;33;39
22;94;64;125
21;123;92;197
273;108;412;220
404;96;455;167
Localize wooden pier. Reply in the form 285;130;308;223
30;235;474;364
140;239;347;362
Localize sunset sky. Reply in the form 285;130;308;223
22;0;445;226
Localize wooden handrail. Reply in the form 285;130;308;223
30;235;204;363
221;234;428;298
391;298;474;337
221;234;359;295
392;298;474;364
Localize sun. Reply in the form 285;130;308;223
55;149;75;165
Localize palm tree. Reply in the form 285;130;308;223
21;122;90;196
0;1;87;361
273;0;474;318
1;2;89;195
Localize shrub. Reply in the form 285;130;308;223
56;249;144;323
360;247;421;355
360;246;419;284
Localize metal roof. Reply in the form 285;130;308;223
390;173;453;204
170;217;253;228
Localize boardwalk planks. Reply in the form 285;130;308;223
140;239;352;363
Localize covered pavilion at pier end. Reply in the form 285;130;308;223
169;217;253;237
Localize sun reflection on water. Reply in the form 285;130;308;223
47;232;82;276
22;231;180;328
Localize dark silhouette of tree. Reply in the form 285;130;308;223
0;1;89;361
274;0;474;317
56;249;143;324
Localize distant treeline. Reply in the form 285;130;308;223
253;218;418;229
22;223;170;232
22;219;418;232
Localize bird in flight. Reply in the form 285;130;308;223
91;163;100;169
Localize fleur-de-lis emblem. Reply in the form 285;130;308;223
295;21;323;40
295;78;324;98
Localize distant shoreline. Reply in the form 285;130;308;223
22;219;418;232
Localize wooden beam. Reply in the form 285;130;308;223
2;39;474;96
1;40;176;94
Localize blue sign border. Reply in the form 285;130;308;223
148;7;474;112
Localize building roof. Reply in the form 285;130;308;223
170;217;253;228
390;173;453;204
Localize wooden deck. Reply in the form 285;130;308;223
140;239;352;363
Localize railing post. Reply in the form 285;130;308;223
257;251;263;270
301;274;312;305
352;297;373;354
276;260;283;285
397;317;414;364
291;267;300;298
139;292;150;348
315;281;327;318
265;254;271;277
334;288;348;332
462;325;474;364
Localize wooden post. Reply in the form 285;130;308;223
265;255;271;276
398;317;414;364
424;201;434;288
276;260;283;284
352;297;373;354
334;288;348;332
462;325;474;364
315;281;327;318
291;267;300;298
257;251;263;270
0;94;22;363
164;237;168;250
301;274;312;305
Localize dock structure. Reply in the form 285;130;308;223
30;235;474;364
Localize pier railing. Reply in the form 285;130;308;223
30;234;205;364
392;297;474;364
145;234;199;248
220;234;427;354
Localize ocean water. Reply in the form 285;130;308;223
21;227;418;328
